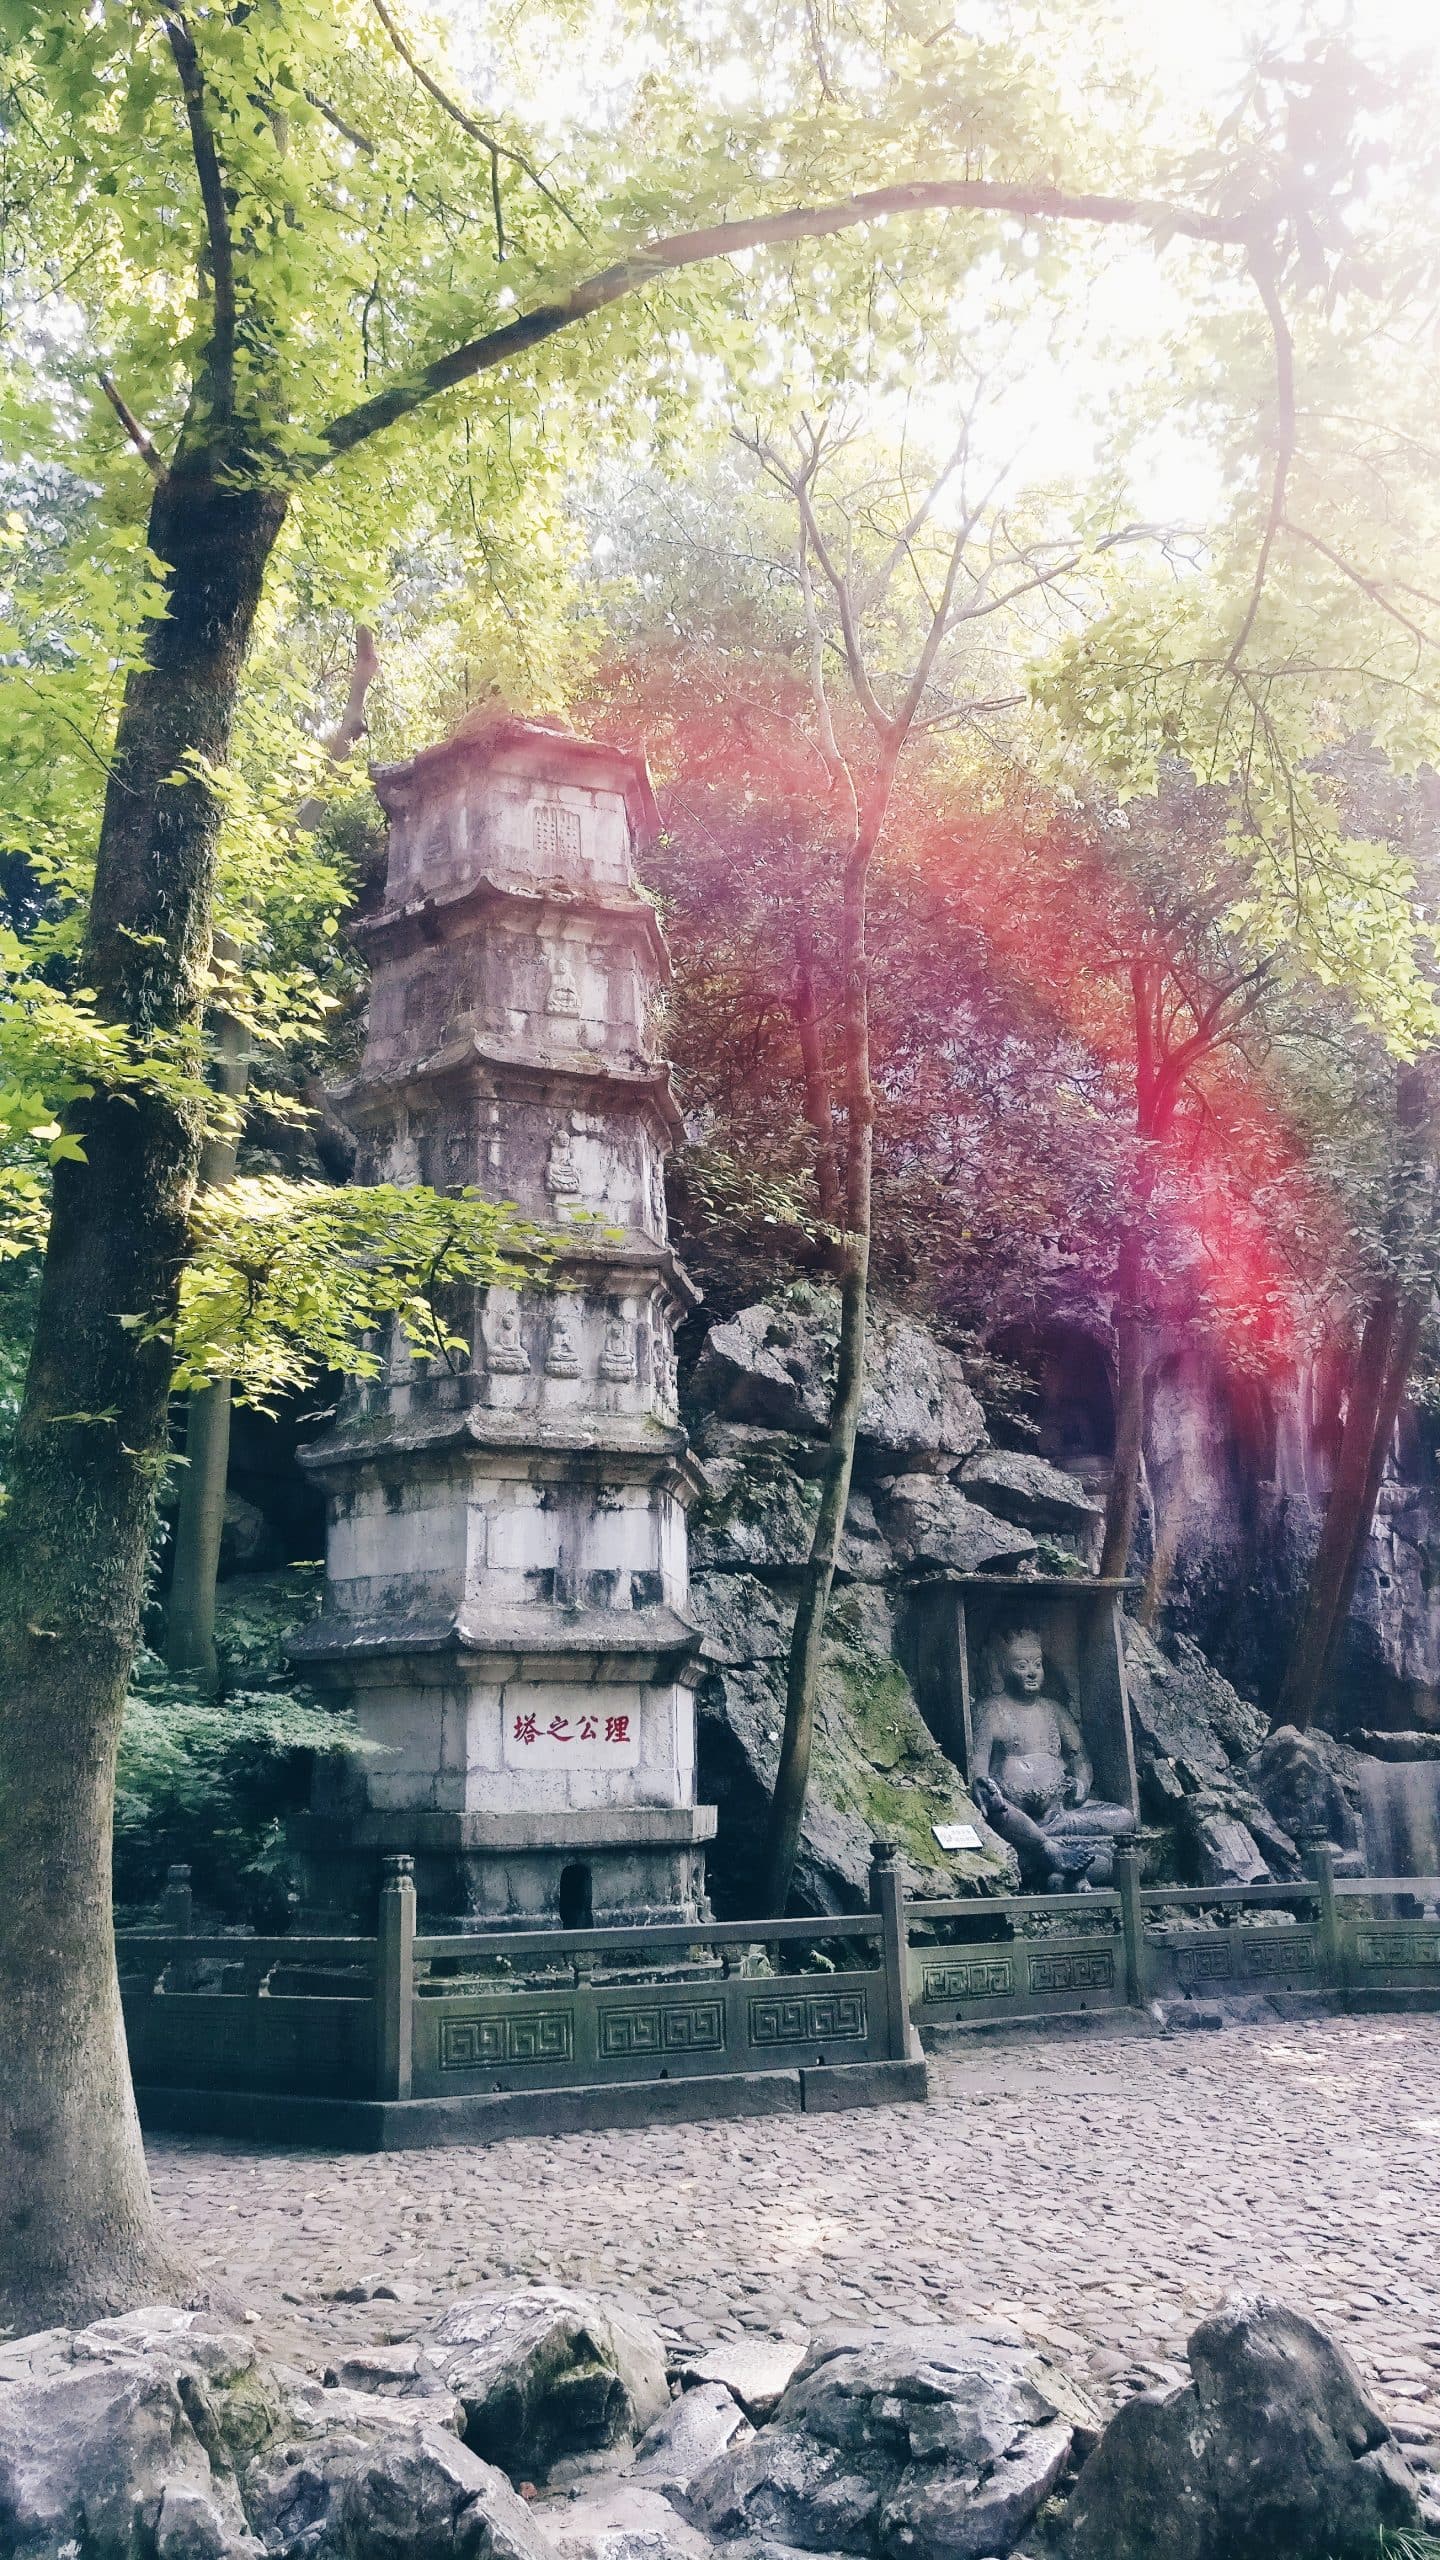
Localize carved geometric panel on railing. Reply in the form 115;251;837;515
1176;1941;1233;1986
1028;1948;1115;1995
1239;1931;1317;1979
1352;1927;1440;1968
439;2009;574;2070
747;1991;866;2046
599;2000;725;2058
920;1958;1015;2003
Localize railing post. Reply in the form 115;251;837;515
377;1854;416;2101
161;1862;196;1992
1114;1847;1146;2010
161;1861;193;1933
1306;1842;1342;1993
869;1839;913;2059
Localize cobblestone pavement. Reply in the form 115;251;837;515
148;2013;1440;2457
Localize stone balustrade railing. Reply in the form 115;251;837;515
114;1844;1439;2148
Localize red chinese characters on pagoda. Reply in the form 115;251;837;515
511;1712;632;1747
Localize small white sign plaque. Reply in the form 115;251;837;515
932;1821;981;1852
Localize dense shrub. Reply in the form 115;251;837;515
114;1663;371;1925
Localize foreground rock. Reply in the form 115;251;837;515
682;2340;807;2424
685;2323;1096;2560
1054;2294;1423;2560
246;2380;545;2560
634;2382;753;2491
428;2288;670;2482
0;2306;551;2560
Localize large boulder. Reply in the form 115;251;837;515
0;2306;551;2560
871;1478;1035;1576
1054;2295;1423;2560
1248;1725;1364;1859
685;2324;1095;2560
0;2308;278;2560
1124;1624;1296;1881
634;2383;753;2491
690;1431;825;1574
693;1577;1012;1912
691;1293;985;1476
426;2288;669;2482
956;1450;1103;1546
244;2383;544;2560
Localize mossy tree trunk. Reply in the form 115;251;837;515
0;461;287;2334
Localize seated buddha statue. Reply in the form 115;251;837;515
970;1625;1135;1890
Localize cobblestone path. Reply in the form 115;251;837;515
147;2013;1440;2457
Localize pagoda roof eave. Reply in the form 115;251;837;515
353;872;671;980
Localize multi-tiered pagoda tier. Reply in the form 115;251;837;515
295;714;714;1926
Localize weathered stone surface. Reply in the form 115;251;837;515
1054;2294;1423;2560
1248;1725;1364;1856
1123;1624;1295;1881
692;1304;834;1437
871;1477;1035;1576
685;2325;1093;2560
692;1293;985;1475
692;1441;824;1575
689;1455;894;1591
683;2340;808;2422
427;2288;670;2482
323;2346;464;2418
0;2309;278;2560
1189;1808;1271;1887
1352;1726;1440;1761
956;1449;1102;1536
1124;1625;1268;1776
541;2464;718;2560
246;2384;548;2560
634;2383;753;2488
0;2307;549;2560
693;1580;1012;1913
690;1570;794;1668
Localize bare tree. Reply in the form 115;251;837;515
738;404;1158;1908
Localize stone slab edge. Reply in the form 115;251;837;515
133;2059;926;2149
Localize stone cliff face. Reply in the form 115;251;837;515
993;1315;1440;1736
685;1290;1018;1913
683;1287;1296;1912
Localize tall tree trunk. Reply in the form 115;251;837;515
165;627;376;1689
791;921;842;1231
762;780;886;1913
1277;1286;1423;1731
0;461;287;2334
164;995;247;1689
1099;1228;1148;1581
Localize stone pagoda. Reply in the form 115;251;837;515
294;712;714;1928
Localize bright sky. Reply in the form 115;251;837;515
1135;0;1440;84
444;0;1440;535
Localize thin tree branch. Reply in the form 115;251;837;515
1224;245;1295;673
366;0;585;244
896;507;977;732
306;91;376;155
314;177;1267;470
164;14;236;435
1285;519;1433;650
97;373;166;480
